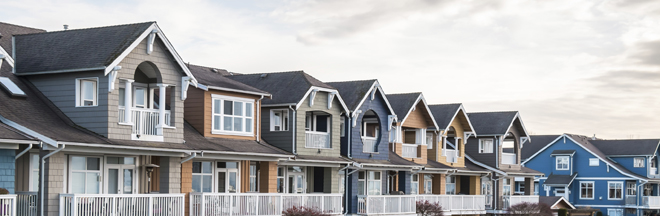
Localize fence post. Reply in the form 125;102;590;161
200;194;205;216
148;196;154;216
229;194;233;216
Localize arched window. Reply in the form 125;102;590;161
361;110;381;153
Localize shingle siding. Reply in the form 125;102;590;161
0;149;15;193
349;92;390;160
295;91;343;156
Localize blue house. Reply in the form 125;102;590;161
522;134;660;216
327;80;422;215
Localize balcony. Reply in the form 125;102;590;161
643;196;660;208
190;193;342;215
357;195;416;215
16;192;36;216
502;153;516;165
626;196;636;206
305;131;331;149
445;149;457;163
0;194;16;216
119;106;171;138
502;195;538;209
362;137;378;153
416;195;486;214
59;193;184;216
402;144;418;158
650;168;660;178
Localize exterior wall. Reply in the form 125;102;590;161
469;176;481;195
435;117;467;167
15;151;30;192
159;156;182;193
0;149;15;193
259;161;277;193
181;160;192;216
109;38;185;143
28;70;109;136
295;91;343;157
401;103;432;129
466;136;497;168
611;157;647;176
260;106;294;153
41;150;65;216
349;92;391;160
398;171;411;194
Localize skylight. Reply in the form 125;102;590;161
0;77;26;97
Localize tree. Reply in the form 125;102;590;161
507;202;553;216
416;200;444;216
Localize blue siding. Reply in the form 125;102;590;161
0;149;15;193
398;171;411;194
348;91;391;160
611;157;647;176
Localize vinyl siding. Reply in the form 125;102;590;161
349;92;391;160
260;106;294;153
295;91;343;157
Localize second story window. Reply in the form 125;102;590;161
270;110;289;131
556;156;569;170
211;95;254;136
76;78;98;107
426;133;433;149
589;158;599;166
634;157;645;168
608;182;623;200
627;182;636;196
479;139;493;153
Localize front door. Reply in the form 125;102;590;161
105;156;136;194
482;181;492;208
217;162;239;193
288;171;305;194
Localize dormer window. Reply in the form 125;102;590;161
479;139;493;153
211;94;254;136
556;156;569;170
76;78;98;107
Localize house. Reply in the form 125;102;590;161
327;80;422;215
464;111;543;214
538;196;576;216
522;134;660;216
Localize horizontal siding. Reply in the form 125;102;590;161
296;91;342;157
260;107;294;153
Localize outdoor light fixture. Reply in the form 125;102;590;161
144;163;160;193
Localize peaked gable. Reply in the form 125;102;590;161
0;22;45;67
327;79;395;115
386;93;439;129
229;71;333;105
187;64;270;96
428;103;474;133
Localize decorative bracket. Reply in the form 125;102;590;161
147;29;159;55
309;89;319;107
520;137;529;148
107;66;122;93
181;76;191;100
352;110;362;127
387;115;397;131
328;92;336;109
370;85;379;100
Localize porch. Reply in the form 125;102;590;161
58;193;185;216
357;195;416;215
0;195;16;216
502;195;539;209
643;196;660;209
416;195;486;214
189;193;343;215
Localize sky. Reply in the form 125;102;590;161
2;0;660;139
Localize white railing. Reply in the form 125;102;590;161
357;195;416;215
402;144;418;158
416;195;486;212
445;149;457;163
502;195;538;209
59;193;184;216
643;196;660;208
119;106;171;136
651;168;659;178
305;131;331;149
362;137;378;153
190;193;342;216
0;195;16;216
16;192;36;216
502;153;516;165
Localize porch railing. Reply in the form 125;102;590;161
445;149;457;163
59;193;184;216
502;195;538;210
625;196;636;205
0;195;16;216
650;168;659;178
362;137;378;153
118;106;171;136
357;195;416;215
305;131;331;149
416;195;485;212
16;192;36;216
189;193;342;216
502;153;516;165
643;196;660;208
402;144;417;158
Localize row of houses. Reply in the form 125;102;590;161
0;21;653;216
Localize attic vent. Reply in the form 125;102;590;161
0;77;26;97
260;74;267;78
212;69;219;73
229;72;234;75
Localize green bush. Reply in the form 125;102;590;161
596;211;603;216
0;188;8;195
558;208;568;216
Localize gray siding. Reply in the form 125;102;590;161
295;91;343;157
260;106;294;153
466;136;498;168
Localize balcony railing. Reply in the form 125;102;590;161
0;195;16;216
651;168;659;178
502;153;516;165
305;131;331;149
16;192;36;216
502;195;538;210
626;196;636;205
445;149;457;163
362;137;378;153
402;144;418;158
190;193;342;215
643;196;660;208
357;195;416;215
118;106;171;136
416;195;485;212
59;193;184;216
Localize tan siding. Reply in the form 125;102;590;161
202;90;260;140
184;87;205;133
402;104;431;129
436;118;466;167
181;160;192;216
259;161;278;193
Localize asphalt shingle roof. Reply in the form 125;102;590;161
0;22;45;55
326;79;377;111
351;152;421;169
590;139;660;156
13;22;154;74
428;104;462;130
551;149;576;155
386;93;422;120
187;64;269;95
521;135;561;161
228;71;334;105
467;111;518;135
0;122;35;141
566;134;648;180
544;173;578;186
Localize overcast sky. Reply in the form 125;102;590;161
3;0;660;139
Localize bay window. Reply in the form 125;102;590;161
212;95;254;135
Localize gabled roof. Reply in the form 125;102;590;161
521;135;562;161
187;64;270;96
0;22;45;59
590;139;660;156
468;111;530;139
183;122;290;155
544;173;578;186
0;122;36;142
326;79;395;115
428;103;475;133
539;196;575;210
386;92;439;129
351;152;422;170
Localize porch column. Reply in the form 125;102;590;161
524;177;534;195
470;176;481;195
259;161;278;193
124;79;134;123
157;84;168;135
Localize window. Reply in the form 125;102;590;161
340;121;345;137
446;176;456;195
212;95;254;135
534;182;539;195
608;182;623;200
30;154;39;191
608;209;623;216
411;174;419;195
627;182;636;196
424;175;432;194
635;157;645;168
70;156;101;194
503;178;511;196
426;133;433;149
76;78;98;107
276;167;285;193
580;182;594;199
644;184;653;196
358;171;366;195
589;158;599;166
118;88;125;106
249;162;258;192
192;161;213;192
518;182;525;194
556;156;569;170
479;139;493;153
367;171;381;195
0;77;26;97
270;110;289;131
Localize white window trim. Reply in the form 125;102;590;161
446;176;456;195
556;156;570;170
608;209;623;216
411;174;419;195
627;182;636;196
423;174;433;194
270;109;289;132
634;157;645;168
579;181;594;200
608;181;624;200
192;161;214;193
75;77;99;107
67;155;103;194
479;139;493;153
210;94;255;137
28;153;39;192
589;158;599;166
248;162;258;192
367;171;382;195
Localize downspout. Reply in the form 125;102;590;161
347;115;352;158
180;152;197;164
15;142;34;160
41;144;65;216
256;96;264;142
638;180;648;210
289;105;297;155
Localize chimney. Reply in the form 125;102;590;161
63;24;69;30
592;134;596;140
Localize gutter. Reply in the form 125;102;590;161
347;114;352;159
181;152;198;164
41;144;65;216
15;66;107;76
0;115;57;148
15;142;33;160
206;85;272;97
289;105;297;155
59;141;292;158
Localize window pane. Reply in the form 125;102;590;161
234;102;243;116
124;157;135;165
358;180;365;195
31;154;39;170
192;175;202;192
213;116;221;130
192;162;201;173
277;178;284;193
87;158;100;170
214;100;221;114
72;172;85;194
107;157;119;164
224;101;233;115
135;88;145;107
245;103;253;117
123;169;133;194
86;172;99;194
234;117;243;132
202;175;212;192
277;167;284;177
226;162;238;169
71;157;85;170
82;80;94;100
229;172;237;193
246;118;253;133
224;117;233;131
118;88;125;106
108;169;119;194
202;162;212;173
250;177;256;191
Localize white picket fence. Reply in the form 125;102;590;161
16;192;36;216
357;195;416;215
0;195;16;216
59;193;184;216
402;144;417;158
189;193;342;216
416;195;485;212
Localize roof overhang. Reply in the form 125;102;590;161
400;93;440;129
295;86;350;113
551;197;576;210
502;112;531;143
279;157;351;168
0;46;13;67
205;85;272;98
441;104;476;136
0;114;57;148
352;80;396;116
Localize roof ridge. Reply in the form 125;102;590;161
228;70;305;76
0;22;46;32
468;111;518;114
386;92;422;96
325;79;378;84
13;21;156;36
428;103;462;106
